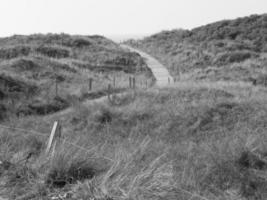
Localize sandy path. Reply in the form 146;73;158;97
46;44;173;119
120;44;173;87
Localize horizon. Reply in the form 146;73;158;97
0;0;267;41
0;12;265;43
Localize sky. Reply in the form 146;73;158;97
0;0;266;40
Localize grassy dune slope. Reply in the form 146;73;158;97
2;81;267;199
126;14;267;83
0;34;153;121
3;14;267;200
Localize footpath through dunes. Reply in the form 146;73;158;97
46;44;174;119
120;44;174;87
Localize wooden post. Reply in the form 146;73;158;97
108;84;112;92
46;121;62;157
108;84;112;98
89;78;93;91
107;84;113;103
133;77;136;89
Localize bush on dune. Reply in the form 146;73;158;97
9;58;41;71
0;46;31;59
71;38;93;48
214;51;258;65
17;96;69;116
35;45;71;58
0;74;37;94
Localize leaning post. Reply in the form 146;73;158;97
46;121;62;157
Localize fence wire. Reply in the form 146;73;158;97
0;124;114;162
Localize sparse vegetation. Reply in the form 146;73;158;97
126;14;267;83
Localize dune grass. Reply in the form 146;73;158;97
1;81;267;199
0;34;154;122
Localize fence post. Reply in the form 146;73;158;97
133;77;136;89
108;84;112;99
46;121;62;157
107;84;114;104
89;78;93;91
108;84;112;92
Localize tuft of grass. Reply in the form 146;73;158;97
94;106;119;125
73;137;174;200
45;145;108;188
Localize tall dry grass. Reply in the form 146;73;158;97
2;81;267;199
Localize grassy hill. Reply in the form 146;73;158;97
126;14;267;83
2;81;267;199
0;34;153;121
3;15;267;200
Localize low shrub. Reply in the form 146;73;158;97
71;38;92;48
19;96;69;116
0;90;5;100
94;107;117;124
0;74;37;94
0;46;31;59
215;51;258;65
0;104;7;121
36;46;70;58
10;58;40;71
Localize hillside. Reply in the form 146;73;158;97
126;14;267;83
2;81;267;199
0;34;153;121
3;15;267;200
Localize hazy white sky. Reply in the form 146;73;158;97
0;0;266;38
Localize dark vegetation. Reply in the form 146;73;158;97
0;34;152;121
126;14;267;83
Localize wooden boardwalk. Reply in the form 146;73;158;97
121;44;174;87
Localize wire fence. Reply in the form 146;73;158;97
0;123;114;162
0;124;47;138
